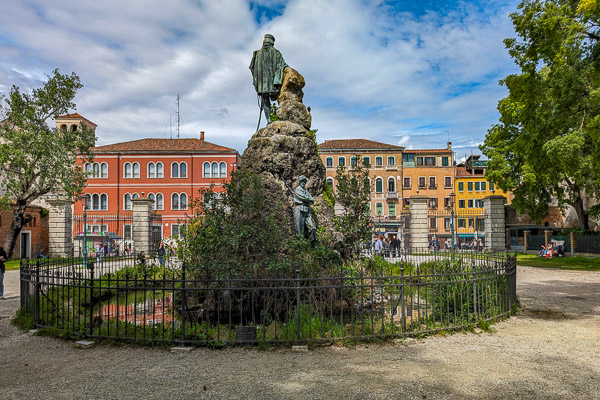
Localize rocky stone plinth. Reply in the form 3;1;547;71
242;67;334;236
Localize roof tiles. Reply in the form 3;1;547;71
91;138;237;154
318;139;404;151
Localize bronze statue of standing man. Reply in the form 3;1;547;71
293;175;317;244
249;34;288;126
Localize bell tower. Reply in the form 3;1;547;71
55;113;97;145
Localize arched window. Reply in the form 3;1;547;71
375;156;383;167
148;193;155;209
365;202;371;216
351;157;358;167
180;162;187;178
388;177;396;192
326;157;333;167
100;194;108;210
84;163;92;178
338;157;346;167
101;163;108;178
375;178;383;193
375;202;384;216
171;162;179;178
156;162;164;178
132;162;140;178
92;194;100;210
211;162;218;178
124;163;132;178
70;124;77;132
203;162;211;177
180;193;188;209
326;178;334;191
171;193;179;210
148;162;155;178
156;193;163;210
60;124;67;131
124;194;132;210
93;163;100;178
132;193;139;200
387;156;395;166
219;162;227;178
389;203;396;216
83;194;92;209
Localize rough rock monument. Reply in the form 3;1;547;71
244;34;334;239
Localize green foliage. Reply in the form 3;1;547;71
11;308;36;331
0;69;95;253
481;0;600;229
179;170;341;279
517;253;600;270
333;154;373;259
269;103;279;122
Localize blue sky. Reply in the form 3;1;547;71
0;0;521;160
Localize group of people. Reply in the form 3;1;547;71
539;242;565;258
373;235;402;257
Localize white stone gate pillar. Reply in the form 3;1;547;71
132;196;154;255
409;196;428;251
48;199;73;258
484;195;506;251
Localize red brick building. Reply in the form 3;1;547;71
74;122;240;239
0;205;48;259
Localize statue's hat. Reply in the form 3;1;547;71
263;34;275;43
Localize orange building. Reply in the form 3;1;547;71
319;139;457;240
69;114;240;239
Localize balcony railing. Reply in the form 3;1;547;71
386;191;399;199
386;165;398;171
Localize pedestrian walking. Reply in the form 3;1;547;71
0;245;8;300
157;241;166;268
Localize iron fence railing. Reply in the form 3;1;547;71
19;250;516;346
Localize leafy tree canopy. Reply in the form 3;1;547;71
332;155;373;258
481;0;600;229
0;69;95;255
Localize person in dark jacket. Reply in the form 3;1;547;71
0;245;8;300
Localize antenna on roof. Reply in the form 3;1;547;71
176;94;180;139
169;114;172;140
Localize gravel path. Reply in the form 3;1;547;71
1;266;599;399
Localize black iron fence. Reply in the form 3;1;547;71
73;213;134;257
19;251;516;346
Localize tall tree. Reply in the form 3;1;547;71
0;69;95;256
481;0;600;229
333;155;373;259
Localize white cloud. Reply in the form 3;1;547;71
0;0;520;158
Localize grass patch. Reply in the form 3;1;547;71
516;254;600;271
5;260;21;271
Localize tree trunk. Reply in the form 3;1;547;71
572;195;589;231
3;200;33;258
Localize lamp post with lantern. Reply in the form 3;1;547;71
81;195;89;268
449;192;456;252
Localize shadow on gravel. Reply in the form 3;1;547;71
518;279;600;319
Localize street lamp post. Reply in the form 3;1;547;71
449;192;456;252
81;195;89;268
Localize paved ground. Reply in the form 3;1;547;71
1;266;599;399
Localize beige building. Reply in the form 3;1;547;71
319;139;405;233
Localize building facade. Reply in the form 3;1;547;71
70;115;240;241
454;155;511;243
319;139;405;234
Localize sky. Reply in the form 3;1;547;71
0;0;522;160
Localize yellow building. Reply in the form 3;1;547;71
454;155;511;243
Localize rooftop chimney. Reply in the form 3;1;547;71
200;131;205;141
447;141;452;150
